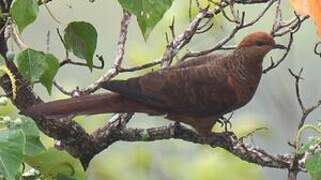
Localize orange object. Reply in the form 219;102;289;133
290;0;321;36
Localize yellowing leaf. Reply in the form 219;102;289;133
289;0;321;37
308;0;321;36
289;0;309;15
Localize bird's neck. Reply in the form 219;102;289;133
226;49;263;104
234;47;265;67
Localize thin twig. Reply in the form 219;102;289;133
81;10;131;94
272;0;282;32
289;68;321;129
56;28;69;58
314;42;321;58
119;59;162;72
263;32;294;73
180;0;276;61
272;14;309;37
53;81;73;96
169;16;176;39
289;68;305;113
287;68;321;179
160;8;214;67
59;56;104;69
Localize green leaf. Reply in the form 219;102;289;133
9;118;46;157
297;137;321;154
24;148;85;180
16;48;48;83
118;0;174;40
40;54;59;94
0;54;4;65
10;0;39;32
306;152;321;179
0;129;25;179
15;49;59;94
64;21;97;71
21;120;46;157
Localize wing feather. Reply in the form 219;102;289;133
102;52;237;116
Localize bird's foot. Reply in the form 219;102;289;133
218;114;233;132
169;121;182;136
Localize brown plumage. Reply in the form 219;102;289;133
24;32;286;135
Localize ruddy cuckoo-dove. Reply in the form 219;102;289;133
24;32;286;135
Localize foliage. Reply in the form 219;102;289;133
290;0;321;36
9;0;178;94
0;127;25;179
10;0;39;32
118;0;174;40
64;21;98;71
15;48;59;94
1;0;320;179
296;124;321;180
0;101;85;179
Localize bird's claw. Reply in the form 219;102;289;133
218;116;232;132
169;122;182;136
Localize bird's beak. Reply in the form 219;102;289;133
273;44;287;50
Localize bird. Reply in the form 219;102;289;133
24;32;286;135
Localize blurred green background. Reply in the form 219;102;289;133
1;0;321;179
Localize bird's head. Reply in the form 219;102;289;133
237;32;286;62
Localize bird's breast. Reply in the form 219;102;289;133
228;68;262;108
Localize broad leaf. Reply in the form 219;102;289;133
118;0;174;40
306;152;321;180
25;148;85;180
16;48;48;83
9;118;46;157
297;137;321;154
0;129;25;179
309;0;321;37
289;0;321;36
15;49;59;94
10;0;39;32
64;21;97;71
40;54;59;94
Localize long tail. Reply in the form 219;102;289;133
23;92;161;118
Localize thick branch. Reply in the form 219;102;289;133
92;123;294;170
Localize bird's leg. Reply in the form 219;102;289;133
218;113;233;132
169;121;183;136
174;121;181;127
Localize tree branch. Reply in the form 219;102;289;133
0;0;314;176
287;68;321;179
92;122;298;170
81;10;131;94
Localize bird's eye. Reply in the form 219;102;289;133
255;40;265;47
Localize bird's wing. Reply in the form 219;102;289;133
102;53;237;115
173;52;224;68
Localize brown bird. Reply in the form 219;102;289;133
24;32;286;135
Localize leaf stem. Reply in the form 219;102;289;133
295;124;321;152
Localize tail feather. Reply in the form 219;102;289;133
23;92;162;117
